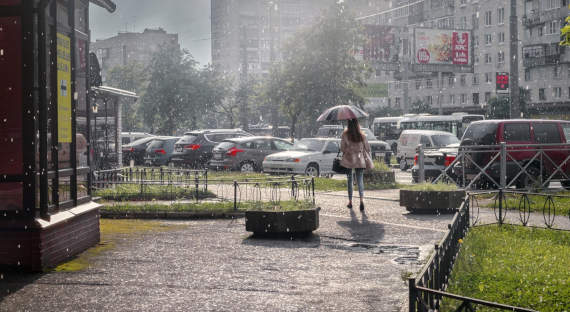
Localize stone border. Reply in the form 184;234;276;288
400;190;466;214
100;210;244;220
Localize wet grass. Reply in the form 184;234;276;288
483;191;570;216
53;220;186;272
442;224;570;312
101;200;315;214
93;184;215;201
402;182;458;192
313;177;400;192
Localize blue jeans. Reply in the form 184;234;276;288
346;168;364;201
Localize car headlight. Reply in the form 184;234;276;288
286;158;301;162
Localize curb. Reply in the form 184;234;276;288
100;210;245;220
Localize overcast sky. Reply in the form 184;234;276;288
90;0;212;66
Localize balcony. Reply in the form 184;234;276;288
522;9;567;28
523;55;561;68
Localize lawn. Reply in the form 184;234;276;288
313;177;399;192
442;224;570;312
483;191;570;216
101;199;315;214
94;184;215;201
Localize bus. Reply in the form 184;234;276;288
373;113;484;152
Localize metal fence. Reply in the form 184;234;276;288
409;190;569;312
92;167;315;209
414;142;570;191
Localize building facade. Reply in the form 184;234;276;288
91;28;180;83
357;0;570;116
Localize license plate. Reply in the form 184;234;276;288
176;146;183;152
213;153;222;160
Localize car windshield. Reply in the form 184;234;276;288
126;136;155;147
147;140;165;149
216;141;236;150
293;139;325;151
176;135;197;144
432;135;459;147
462;123;498;145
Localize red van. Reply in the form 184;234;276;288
457;119;570;189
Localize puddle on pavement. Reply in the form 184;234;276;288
322;238;421;265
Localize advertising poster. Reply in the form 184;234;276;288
496;72;509;94
57;32;72;143
414;28;471;65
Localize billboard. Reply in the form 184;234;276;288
57;32;72;143
412;28;473;72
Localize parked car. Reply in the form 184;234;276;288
453;119;570;189
411;143;459;183
316;125;392;164
263;138;340;176
143;136;180;166
397;130;459;171
122;136;156;165
170;129;252;168
209;136;294;172
121;132;153;146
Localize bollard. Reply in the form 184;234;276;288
233;180;238;211
418;144;425;183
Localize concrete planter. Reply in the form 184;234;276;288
245;208;320;236
363;170;396;184
400;189;466;214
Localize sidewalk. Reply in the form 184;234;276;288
0;192;454;312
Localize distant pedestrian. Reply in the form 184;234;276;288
340;118;373;211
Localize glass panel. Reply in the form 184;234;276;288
58;176;71;203
0;183;23;211
0;17;23;175
533;123;562;144
504;123;531;142
77;173;89;198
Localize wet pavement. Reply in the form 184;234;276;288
4;186;566;311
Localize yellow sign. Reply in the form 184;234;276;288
57;33;72;143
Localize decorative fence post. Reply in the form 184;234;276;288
195;174;199;200
408;278;417;312
499;142;506;225
233;180;238;211
418;144;425;183
311;177;315;206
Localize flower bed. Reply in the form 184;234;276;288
245;201;319;236
400;183;464;213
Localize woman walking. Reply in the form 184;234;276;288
340;118;372;211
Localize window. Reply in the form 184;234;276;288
449;94;455;105
548;20;559;35
475;54;480;64
473;93;480;105
485;92;491;102
426;79;433;89
498;32;505;43
538;26;543;36
484;11;492;26
420;136;432;148
553;66;561;78
525;68;531;81
448;75;455;87
539;88;546;100
460;74;466;86
426;95;433;105
563;124;570;143
533;123;562;143
485;72;493;83
554;87;562;98
473;74;480;85
415;80;421;89
497;7;505;24
474;35;479;47
485;53;492;64
460;94;467;105
504;123;531;142
485;33;492;45
460;16;467;29
497;51;505;63
324;142;340;153
545;0;561;10
395;97;401;106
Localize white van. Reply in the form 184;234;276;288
397;130;459;171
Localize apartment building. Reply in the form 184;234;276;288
91;28;180;83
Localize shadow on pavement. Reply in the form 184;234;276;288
242;232;321;249
336;209;385;243
0;269;42;303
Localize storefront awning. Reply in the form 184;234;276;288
91;86;138;99
89;0;116;13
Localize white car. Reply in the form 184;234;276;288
262;138;340;176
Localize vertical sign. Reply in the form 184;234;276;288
452;32;469;65
57;33;72;143
496;72;509;94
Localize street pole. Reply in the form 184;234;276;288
509;0;520;119
269;1;278;136
239;25;249;131
438;71;443;115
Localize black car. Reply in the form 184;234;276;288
143;136;180;166
122;136;156;165
170;129;252;168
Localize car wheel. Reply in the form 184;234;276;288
240;161;255;173
562;180;570;190
305;163;319;177
516;165;549;189
400;158;408;171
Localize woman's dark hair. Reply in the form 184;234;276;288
345;119;363;142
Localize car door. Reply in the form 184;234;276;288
502;122;532;180
321;141;340;173
251;139;273;167
533;122;565;179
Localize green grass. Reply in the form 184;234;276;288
484;191;570;216
313;177;400;192
442;225;570;312
402;182;458;192
371;160;392;172
94;184;215;201
101;200;315;213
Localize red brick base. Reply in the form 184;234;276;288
0;202;100;271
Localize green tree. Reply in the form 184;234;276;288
106;62;147;131
140;45;199;135
409;99;432;114
263;2;370;138
485;96;510;119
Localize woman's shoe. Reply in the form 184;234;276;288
347;203;353;209
359;202;364;211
